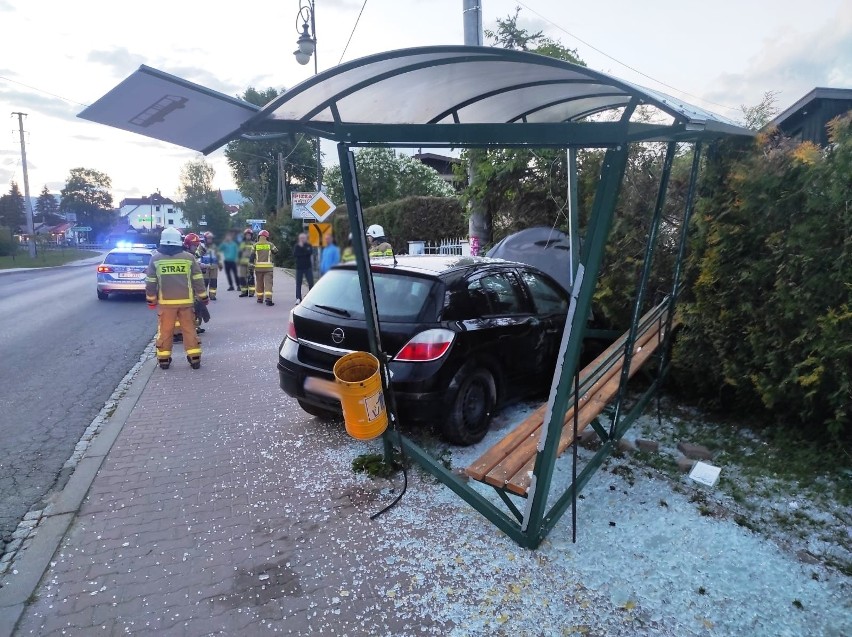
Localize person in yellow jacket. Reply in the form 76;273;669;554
340;233;355;263
237;228;256;297
252;230;279;306
198;231;222;300
145;227;208;370
366;224;393;258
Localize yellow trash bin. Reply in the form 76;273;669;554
333;352;388;440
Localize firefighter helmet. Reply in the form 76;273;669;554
258;230;270;238
243;227;254;236
366;224;385;239
183;232;201;246
160;227;183;246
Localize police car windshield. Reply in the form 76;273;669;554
104;252;152;266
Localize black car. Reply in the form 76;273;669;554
278;255;569;444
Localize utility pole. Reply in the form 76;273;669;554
462;1;490;255
12;112;36;258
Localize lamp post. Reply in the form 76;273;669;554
293;0;322;192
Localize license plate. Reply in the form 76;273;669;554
118;272;143;279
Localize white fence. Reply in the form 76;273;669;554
408;237;470;257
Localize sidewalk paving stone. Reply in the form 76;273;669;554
5;267;849;637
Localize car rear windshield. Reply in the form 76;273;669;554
305;269;434;322
104;252;151;266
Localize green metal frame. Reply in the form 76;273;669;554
259;48;745;550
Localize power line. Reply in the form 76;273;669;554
0;75;89;108
515;1;739;113
338;0;369;65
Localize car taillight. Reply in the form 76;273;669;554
97;265;112;273
394;329;455;362
287;311;297;341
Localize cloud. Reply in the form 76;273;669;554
87;47;147;78
0;0;13;11
164;66;245;97
705;5;852;112
0;86;79;122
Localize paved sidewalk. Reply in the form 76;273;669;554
2;268;849;636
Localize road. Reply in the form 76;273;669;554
0;257;154;555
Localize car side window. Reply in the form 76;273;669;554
469;272;525;315
521;270;568;314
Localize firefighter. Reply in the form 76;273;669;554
340;233;355;263
252;229;278;306
238;228;256;297
199;231;221;300
145;227;208;370
366;224;393;258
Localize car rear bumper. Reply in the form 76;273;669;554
97;281;146;293
277;356;449;425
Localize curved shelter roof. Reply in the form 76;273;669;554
241;46;751;152
79;46;752;154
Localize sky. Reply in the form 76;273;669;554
0;0;850;204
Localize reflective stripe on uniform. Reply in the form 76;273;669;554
185;347;202;356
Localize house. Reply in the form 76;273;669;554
771;87;852;146
118;192;187;230
413;152;465;190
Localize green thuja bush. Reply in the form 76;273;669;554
674;114;852;437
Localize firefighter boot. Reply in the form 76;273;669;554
158;357;172;370
266;299;274;306
187;355;201;370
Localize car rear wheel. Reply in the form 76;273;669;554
442;368;496;445
97;290;109;300
298;399;340;421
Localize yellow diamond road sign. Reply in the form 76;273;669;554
306;191;336;222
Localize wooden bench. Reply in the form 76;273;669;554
465;302;673;497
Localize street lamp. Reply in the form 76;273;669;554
293;0;321;191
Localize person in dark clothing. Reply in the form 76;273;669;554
293;232;314;303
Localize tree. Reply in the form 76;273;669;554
60;168;114;238
484;7;584;63
225;87;319;216
740;91;780;130
178;159;229;240
0;182;26;229
460;7;587;249
34;185;59;223
323;148;454;209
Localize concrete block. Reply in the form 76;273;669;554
677;442;714;460
677;456;696;473
578;428;601;450
636;438;660;453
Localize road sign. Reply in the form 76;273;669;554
308;222;333;247
306;191;336;222
252;222;262;232
291;192;317;220
73;226;92;232
245;218;267;224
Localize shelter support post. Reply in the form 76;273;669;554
659;143;703;377
567;148;580;288
337;143;401;465
522;145;630;545
609;140;677;436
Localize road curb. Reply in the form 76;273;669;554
0;351;158;637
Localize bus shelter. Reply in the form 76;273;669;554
81;46;753;548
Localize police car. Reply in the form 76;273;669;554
96;243;156;300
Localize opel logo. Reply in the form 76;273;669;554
331;328;345;344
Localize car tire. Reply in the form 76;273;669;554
441;368;496;446
298;399;340;421
97;290;109;300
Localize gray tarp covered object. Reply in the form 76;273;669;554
486;227;574;293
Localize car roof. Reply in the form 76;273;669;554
105;246;156;255
341;254;518;277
